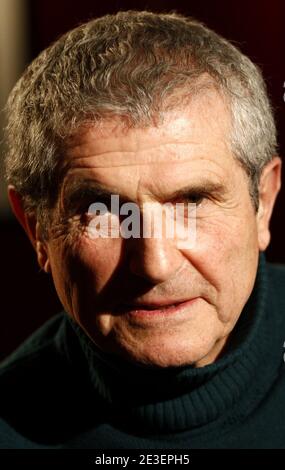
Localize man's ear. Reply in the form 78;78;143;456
257;156;282;251
8;185;51;273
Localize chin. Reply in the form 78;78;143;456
117;337;218;369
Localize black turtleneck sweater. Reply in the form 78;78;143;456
0;252;285;449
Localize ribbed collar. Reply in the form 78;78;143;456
67;252;274;433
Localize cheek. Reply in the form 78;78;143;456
48;234;123;314
181;212;259;321
70;235;123;289
186;210;258;261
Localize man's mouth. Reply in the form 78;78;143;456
118;298;200;317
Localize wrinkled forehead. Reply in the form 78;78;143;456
58;95;242;207
64;88;232;168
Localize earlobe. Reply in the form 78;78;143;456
36;239;51;273
8;185;51;273
35;221;51;273
257;156;282;251
8;185;37;248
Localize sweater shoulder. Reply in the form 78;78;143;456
0;313;100;446
0;313;70;418
0;313;65;368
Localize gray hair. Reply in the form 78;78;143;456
4;10;277;231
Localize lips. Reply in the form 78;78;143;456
122;297;197;309
118;297;199;316
124;302;181;310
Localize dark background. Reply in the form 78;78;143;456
1;0;285;360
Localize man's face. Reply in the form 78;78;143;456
45;91;262;368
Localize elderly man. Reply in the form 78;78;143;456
0;10;284;449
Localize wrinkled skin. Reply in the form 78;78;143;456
9;90;281;368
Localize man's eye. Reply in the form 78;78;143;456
186;195;205;205
178;194;206;206
84;197;112;214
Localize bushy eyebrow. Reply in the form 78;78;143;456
167;181;227;202
63;178;227;208
64;180;118;207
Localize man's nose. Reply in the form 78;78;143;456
128;236;184;284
